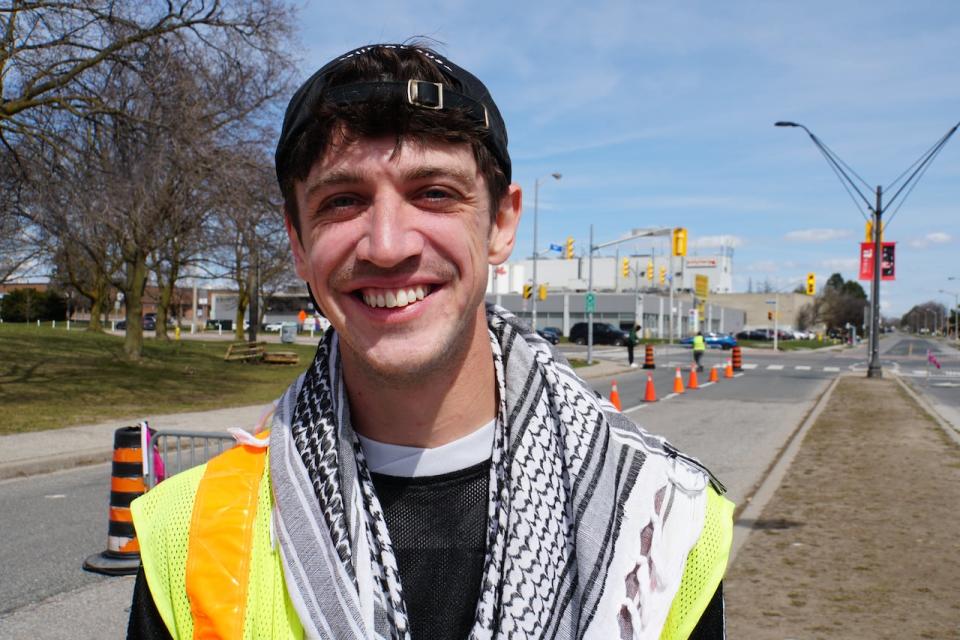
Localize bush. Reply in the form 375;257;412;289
0;288;67;322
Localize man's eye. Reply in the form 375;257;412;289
325;195;360;209
419;188;456;202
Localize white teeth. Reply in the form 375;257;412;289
361;286;430;309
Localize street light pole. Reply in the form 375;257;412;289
776;119;960;378
531;172;561;330
868;186;882;377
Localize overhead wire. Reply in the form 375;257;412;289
806;131;874;219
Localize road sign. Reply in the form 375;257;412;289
695;274;709;300
585;292;596;313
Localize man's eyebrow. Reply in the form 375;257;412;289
403;165;476;186
303;169;365;200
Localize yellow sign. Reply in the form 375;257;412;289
694;274;709;300
865;219;884;243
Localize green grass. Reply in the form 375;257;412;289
0;323;316;434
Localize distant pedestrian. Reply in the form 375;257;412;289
297;308;307;331
693;330;706;372
627;323;641;367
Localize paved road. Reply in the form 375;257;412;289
0;464;114;615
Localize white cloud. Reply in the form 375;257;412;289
820;257;858;271
784;228;852;242
690;235;744;249
909;231;953;249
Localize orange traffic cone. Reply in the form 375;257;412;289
644;374;657;402
725;360;734;378
688;365;699;390
610;379;622;410
673;367;685;394
709;365;719;383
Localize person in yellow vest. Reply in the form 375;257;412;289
128;43;733;640
692;331;707;372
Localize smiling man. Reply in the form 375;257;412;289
128;44;733;640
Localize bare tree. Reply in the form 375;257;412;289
0;1;294;291
203;149;289;341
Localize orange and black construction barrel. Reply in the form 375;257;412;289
642;344;656;369
732;346;743;372
83;425;148;576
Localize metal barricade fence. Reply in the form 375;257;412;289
147;430;236;488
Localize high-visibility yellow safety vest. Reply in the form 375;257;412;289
132;438;732;640
692;335;707;352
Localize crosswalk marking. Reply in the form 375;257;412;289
795;365;811;371
767;365;784;370
741;363;758;370
823;367;840;372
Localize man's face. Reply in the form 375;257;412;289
286;136;521;383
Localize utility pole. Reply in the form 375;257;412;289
868;186;882;377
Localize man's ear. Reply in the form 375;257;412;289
489;183;522;265
284;208;310;281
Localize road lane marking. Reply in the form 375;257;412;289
741;363;758;370
699;381;715;388
734;373;745;378
767;365;784;370
823;367;840;372
623;403;648;412
795;366;811;371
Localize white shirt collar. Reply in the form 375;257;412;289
357;419;495;477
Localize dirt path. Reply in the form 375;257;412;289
725;376;960;639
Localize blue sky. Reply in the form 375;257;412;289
295;0;960;316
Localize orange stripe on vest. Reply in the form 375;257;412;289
185;433;268;640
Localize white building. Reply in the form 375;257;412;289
488;249;734;295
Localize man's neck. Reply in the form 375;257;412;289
340;313;497;448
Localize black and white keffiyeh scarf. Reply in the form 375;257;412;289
269;304;715;640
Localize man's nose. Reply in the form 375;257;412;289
354;194;425;267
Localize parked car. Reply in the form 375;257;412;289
736;329;772;341
680;332;737;350
116;315;156;331
536;327;560;344
568;322;629;346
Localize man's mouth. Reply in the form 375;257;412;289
358;285;432;309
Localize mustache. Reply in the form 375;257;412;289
331;256;458;288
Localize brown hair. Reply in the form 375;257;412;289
279;45;510;236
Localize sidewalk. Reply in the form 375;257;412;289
0;404;269;480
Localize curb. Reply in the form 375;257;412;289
891;373;960;447
0;449;114;481
730;374;841;562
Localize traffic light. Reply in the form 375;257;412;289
538;284;547;301
865;219;884;242
659;266;666;285
672;227;687;257
646;261;654;281
768;311;774;321
622;258;630;278
565;236;574;259
522;284;532;299
806;272;816;296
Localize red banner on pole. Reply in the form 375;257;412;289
859;242;896;281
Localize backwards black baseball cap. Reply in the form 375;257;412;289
274;44;511;187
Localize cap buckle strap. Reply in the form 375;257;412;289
407;79;444;110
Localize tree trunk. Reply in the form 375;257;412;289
122;246;148;362
154;265;178;341
234;285;249;341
